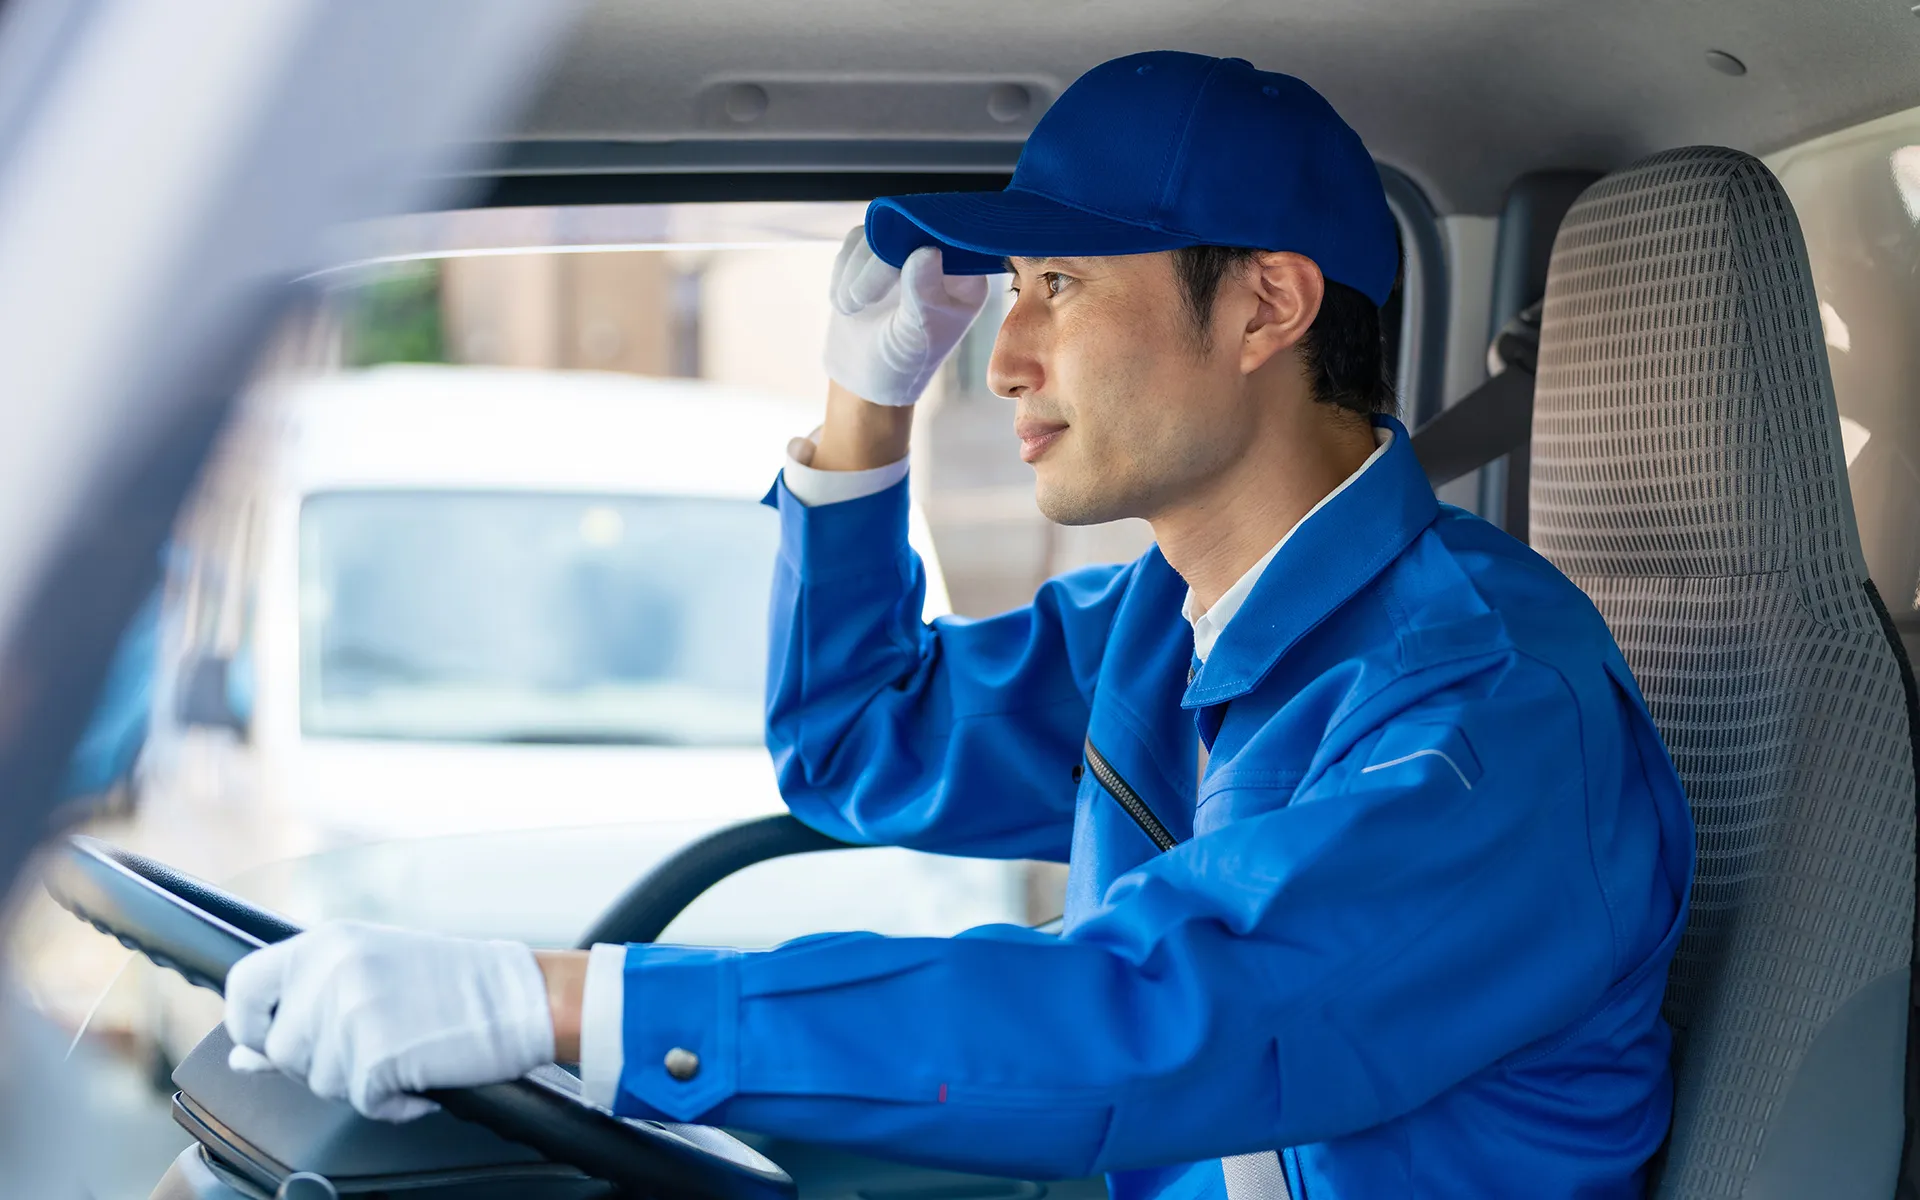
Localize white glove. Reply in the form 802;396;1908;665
823;226;990;406
223;921;555;1122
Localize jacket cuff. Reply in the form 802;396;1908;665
765;471;911;584
614;945;744;1121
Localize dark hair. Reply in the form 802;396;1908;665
1169;245;1396;417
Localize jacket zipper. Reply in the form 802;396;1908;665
1090;740;1293;1195
1083;738;1179;852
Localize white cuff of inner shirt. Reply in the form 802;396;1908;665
781;449;909;507
578;942;629;1110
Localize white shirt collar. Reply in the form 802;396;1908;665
1183;428;1394;663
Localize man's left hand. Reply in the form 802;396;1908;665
223;920;556;1122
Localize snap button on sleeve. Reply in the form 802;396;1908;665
619;946;738;1119
665;1047;701;1081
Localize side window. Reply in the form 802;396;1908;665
922;175;1438;621
1769;108;1920;661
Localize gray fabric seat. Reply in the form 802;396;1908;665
1528;146;1917;1199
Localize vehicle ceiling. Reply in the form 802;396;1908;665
508;0;1920;214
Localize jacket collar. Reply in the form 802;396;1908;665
1180;413;1439;709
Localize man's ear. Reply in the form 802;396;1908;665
1239;252;1324;376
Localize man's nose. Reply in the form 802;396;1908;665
987;301;1043;399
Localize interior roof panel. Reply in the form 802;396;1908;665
507;0;1920;214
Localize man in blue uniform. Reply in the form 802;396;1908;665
224;51;1694;1198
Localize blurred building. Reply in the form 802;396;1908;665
441;252;683;377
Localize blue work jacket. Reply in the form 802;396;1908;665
605;415;1694;1199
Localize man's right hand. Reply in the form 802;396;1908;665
822;226;989;410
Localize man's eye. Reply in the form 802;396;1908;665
1009;272;1073;298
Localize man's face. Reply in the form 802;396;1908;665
988;252;1258;526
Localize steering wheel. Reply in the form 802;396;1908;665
43;835;796;1200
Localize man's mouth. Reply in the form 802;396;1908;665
1015;417;1068;463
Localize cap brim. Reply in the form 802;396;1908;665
867;188;1196;274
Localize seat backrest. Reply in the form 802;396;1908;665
1528;146;1917;1199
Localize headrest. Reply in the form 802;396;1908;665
1528;146;1865;603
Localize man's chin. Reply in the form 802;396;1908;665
1034;474;1127;527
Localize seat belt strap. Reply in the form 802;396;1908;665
1408;365;1535;491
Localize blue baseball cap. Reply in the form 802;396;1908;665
866;51;1399;306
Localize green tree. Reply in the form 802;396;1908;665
342;262;446;367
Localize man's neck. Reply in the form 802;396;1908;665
1152;415;1378;614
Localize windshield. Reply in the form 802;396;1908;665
299;490;779;746
26;200;1074;1199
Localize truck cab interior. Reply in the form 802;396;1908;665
6;1;1920;1198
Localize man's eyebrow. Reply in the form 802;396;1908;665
1005;256;1086;273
